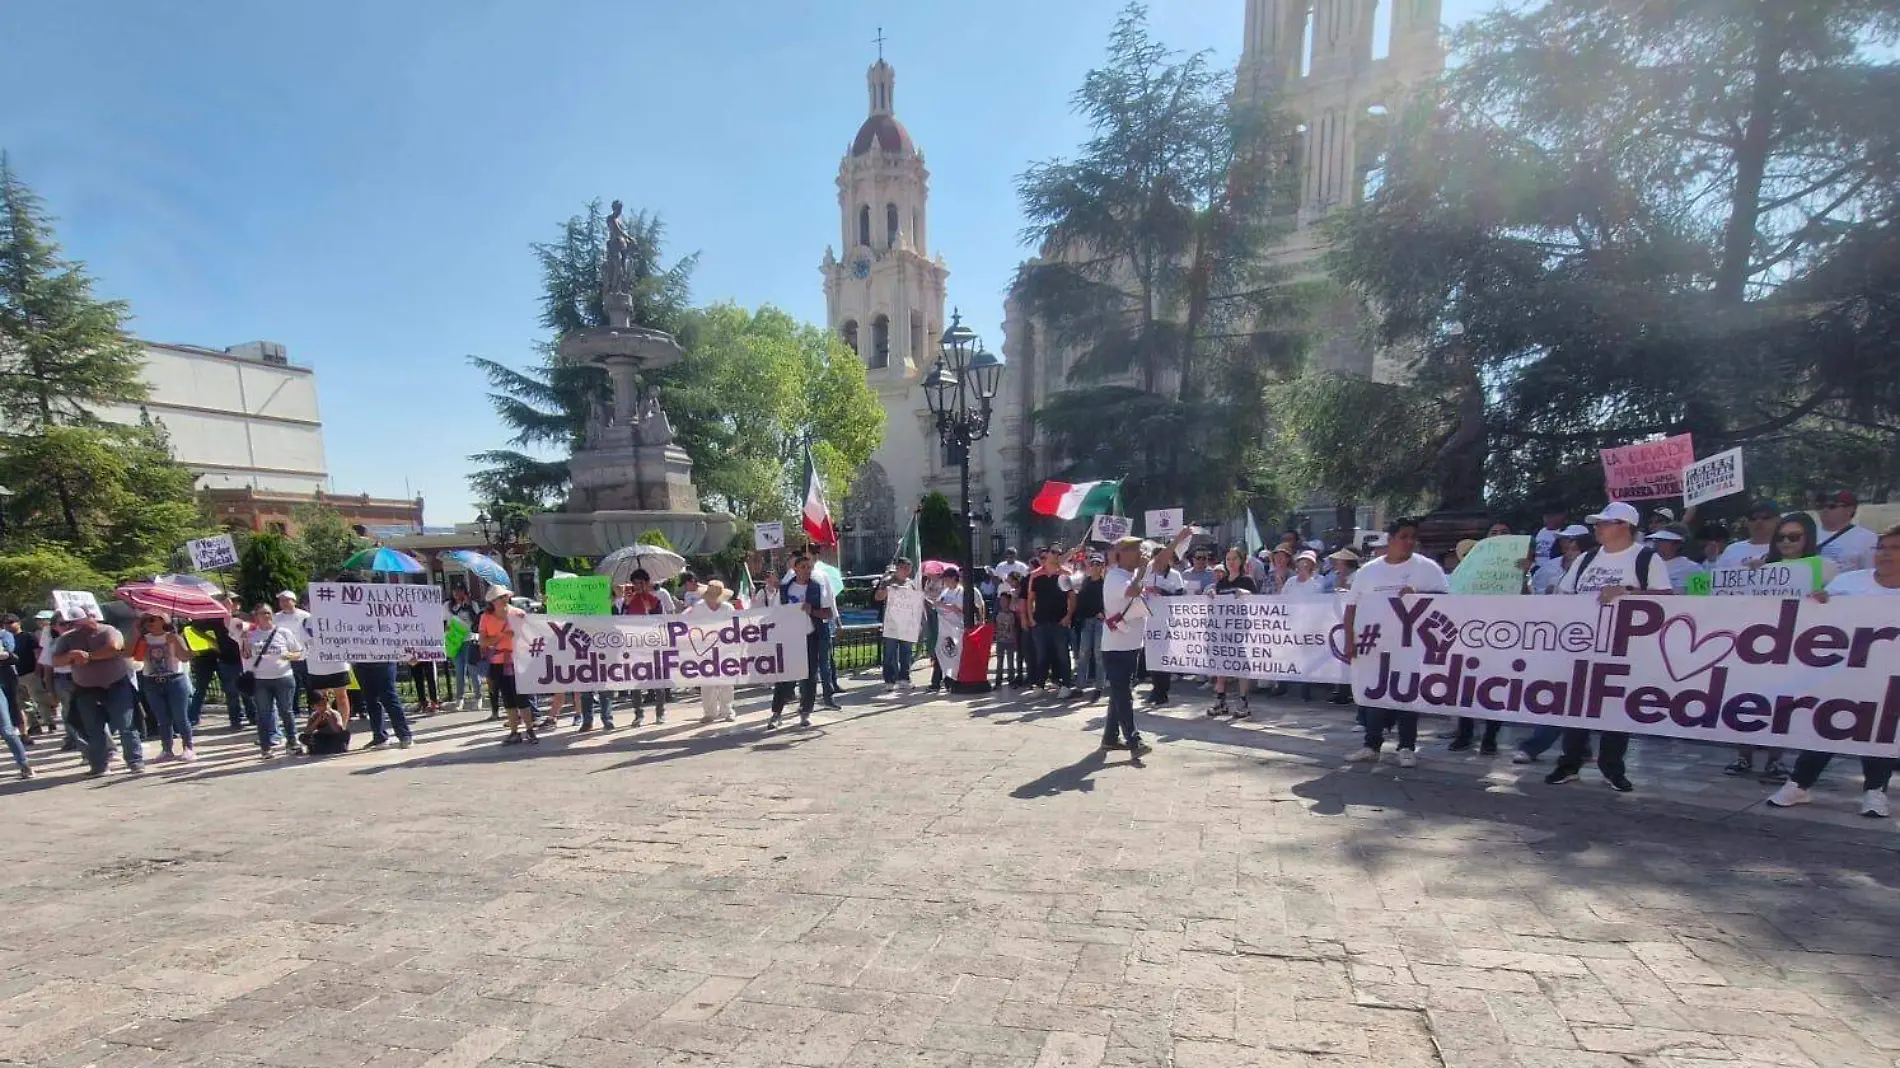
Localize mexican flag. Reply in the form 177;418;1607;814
1030;479;1121;520
801;444;836;545
895;508;922;565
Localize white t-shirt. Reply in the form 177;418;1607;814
1279;574;1332;600
1144;568;1186;596
1560;545;1673;594
992;560;1029;584
1532;555;1574;595
1533;526;1561;561
1824;569;1900;597
1348;553;1450;607
1714;540;1772;569
1663;555;1705;590
231;621;306;680
1816;523;1879;574
1101;566;1147;652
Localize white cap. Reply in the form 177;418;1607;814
1653;507;1676;521
1585;502;1642;526
1645;529;1685;542
1558;524;1591;538
483;586;514;603
276;589;298;602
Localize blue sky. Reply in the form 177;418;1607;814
1;0;1480;524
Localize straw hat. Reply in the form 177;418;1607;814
701;580;731;608
1326;548;1360;564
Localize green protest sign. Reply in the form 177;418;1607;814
1449;535;1533;595
1685;557;1824;597
444;617;470;660
546;575;612;615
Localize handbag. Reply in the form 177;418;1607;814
236;629;278;695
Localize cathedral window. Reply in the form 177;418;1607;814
858;205;871;248
910;312;924;366
841;319;859;355
871;315;891;369
886;203;900;249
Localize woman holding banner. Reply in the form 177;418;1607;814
1725;512;1838;783
1766;523;1900;818
1207;546;1259;720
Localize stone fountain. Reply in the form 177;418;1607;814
529;201;735;557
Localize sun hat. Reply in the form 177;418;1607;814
701;580;730;608
1295;549;1319;564
483;586;514;603
1455;538;1479;558
1326;548;1360;564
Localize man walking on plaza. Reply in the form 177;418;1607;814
1100;530;1193;757
1344;517;1449;768
770;555;831;729
1026;546;1076;699
1546;501;1671;792
52;605;145;776
1140;542;1187;706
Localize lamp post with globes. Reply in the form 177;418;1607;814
923;310;1005;689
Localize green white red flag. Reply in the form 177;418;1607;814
1030;479;1121;520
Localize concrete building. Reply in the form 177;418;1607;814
100;340;328;494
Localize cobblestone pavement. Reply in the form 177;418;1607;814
4;675;1898;1068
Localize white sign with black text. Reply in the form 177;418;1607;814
753;521;785;551
1682;447;1745;508
1145;508;1185;539
307;582;446;663
187;534;239;571
1089;513;1132;544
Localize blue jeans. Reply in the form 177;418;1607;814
881;637;912;684
76;678;142;773
455;645;484;702
191;661;252;728
253;676;297;751
1074;618;1104;688
579;691;614;729
1031;623;1073;688
1518;724;1564;758
1103;649;1141;746
0;689;27;772
144;673;194;752
819;623;839;695
353;662;412;744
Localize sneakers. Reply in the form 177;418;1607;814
798;715;812;729
1722;758;1754;776
1130;740;1153;757
398;737;413;750
1766;782;1810;808
1396;748;1418;768
1207;697;1228;718
1346;747;1379;764
260;745;277;759
526;730;540;745
1759;760;1790;784
1231;699;1251;721
1100;739;1129;751
765;715;781;731
180;746;196;763
1544;767;1581;785
1446;738;1473;752
1605;774;1634;793
1511;750;1535;764
18;766;32;780
503;732;523;745
1861;790;1889;819
1058;686;1075;700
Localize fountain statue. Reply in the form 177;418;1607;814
528;200;735;557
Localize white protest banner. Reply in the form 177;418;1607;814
754;521;785;551
512;605;808;693
1682;446;1744;508
1089;513;1132;544
51;589;102;621
883;585;925;643
186;534;239;571
1600;433;1695;501
1144;595;1349;683
1145;508;1185;539
1349;593;1900;756
1449;536;1533;595
1685;558;1826;598
308;582;446;663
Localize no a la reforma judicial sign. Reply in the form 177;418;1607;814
1346;593;1900;757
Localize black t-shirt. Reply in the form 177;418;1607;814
1215;575;1259;594
1029;572;1071;624
1073;577;1105;621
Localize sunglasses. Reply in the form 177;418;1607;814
1774;533;1806;543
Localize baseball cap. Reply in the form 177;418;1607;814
1748;499;1781;518
276;589;298;602
1585;502;1641;526
1818;489;1858;508
1558;524;1590;539
1644;529;1685;542
1652;507;1675;521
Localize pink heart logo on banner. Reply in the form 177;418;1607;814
685;626;721;657
1658;616;1735;682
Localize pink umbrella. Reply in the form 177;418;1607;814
921;559;956;577
115;582;229;621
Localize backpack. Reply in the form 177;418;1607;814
1570;546;1656;592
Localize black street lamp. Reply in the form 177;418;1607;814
923;309;1005;691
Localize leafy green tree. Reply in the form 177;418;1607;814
292;503;365;580
236;533;308;611
917;491;965;562
1013;3;1312;520
0;546;111;614
1305;0;1900;516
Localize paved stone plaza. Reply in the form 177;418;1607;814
4;680;1898;1068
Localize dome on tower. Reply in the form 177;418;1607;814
851;113;914;156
